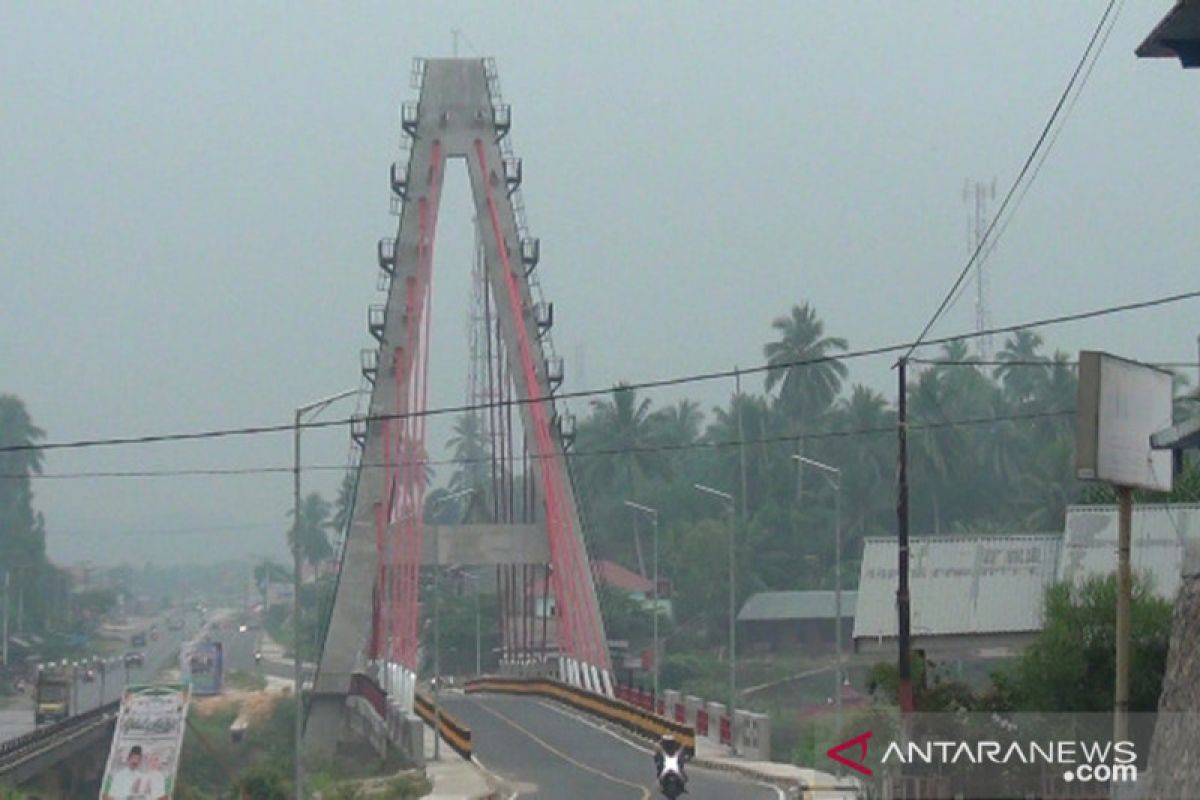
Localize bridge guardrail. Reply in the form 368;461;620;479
0;699;120;773
347;672;473;761
465;676;696;756
413;691;473;760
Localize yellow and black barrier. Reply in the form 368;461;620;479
414;691;473;760
465;676;696;756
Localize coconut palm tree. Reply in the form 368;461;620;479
763;304;849;428
832;385;896;548
650;399;704;450
995;329;1048;405
288;492;334;573
331;471;357;538
575;384;669;574
446;412;491;497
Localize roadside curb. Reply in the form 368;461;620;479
691;756;803;798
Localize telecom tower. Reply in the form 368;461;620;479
964;178;997;360
306;58;611;755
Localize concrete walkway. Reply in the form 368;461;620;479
422;718;502;799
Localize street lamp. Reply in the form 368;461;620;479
692;483;737;755
793;454;844;738
623;500;660;699
429;486;475;761
293;387;359;800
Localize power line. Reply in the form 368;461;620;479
2;286;1195;457
905;0;1120;359
910;359;1197;369
9;407;1074;482
973;1;1127;310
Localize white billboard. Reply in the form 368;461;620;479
100;684;190;800
1075;351;1174;492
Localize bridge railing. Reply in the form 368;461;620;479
611;678;770;755
466;675;696;756
0;699;119;775
413;692;473;760
347;672;473;761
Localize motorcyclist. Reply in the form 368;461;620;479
653;734;688;792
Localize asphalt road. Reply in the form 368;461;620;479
443;693;781;800
0;611;200;743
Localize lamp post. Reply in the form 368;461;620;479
793;454;844;738
293;387;359;800
693;483;737;754
623;501;660;699
429;487;475;761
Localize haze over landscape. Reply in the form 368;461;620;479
3;2;1198;566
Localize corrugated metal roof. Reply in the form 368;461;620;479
853;534;1061;640
737;590;857;622
1059;504;1200;599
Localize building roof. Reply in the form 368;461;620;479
1137;0;1200;66
853;533;1061;641
530;559;655;597
1059;504;1200;599
737;590;857;623
593;559;655;594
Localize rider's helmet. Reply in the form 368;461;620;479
659;734;680;755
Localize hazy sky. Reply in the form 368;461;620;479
2;3;1198;567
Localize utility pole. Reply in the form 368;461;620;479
896;358;914;714
694;483;737;754
793;455;844;737
293;388;359;800
2;571;9;668
624;501;660;699
735;368;749;524
474;570;482;676
1115;486;1133;743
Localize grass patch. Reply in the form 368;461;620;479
227;670;268;691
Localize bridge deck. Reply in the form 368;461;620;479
442;693;781;799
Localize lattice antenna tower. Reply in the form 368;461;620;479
964;178;997;360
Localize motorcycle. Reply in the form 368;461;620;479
659;771;686;799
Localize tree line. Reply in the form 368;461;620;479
442;302;1197;648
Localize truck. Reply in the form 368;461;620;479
34;664;71;725
182;640;224;696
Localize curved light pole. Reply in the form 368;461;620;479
293;387;359;800
793;454;843;738
623;500;660;699
693;483;737;754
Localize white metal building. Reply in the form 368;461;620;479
852;533;1061;656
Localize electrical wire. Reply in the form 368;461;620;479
905;0;1120;359
2;286;1194;457
9;407;1074;482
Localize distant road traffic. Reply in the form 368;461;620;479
0;610;199;743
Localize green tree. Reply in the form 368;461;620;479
830;385;895;556
0;395;57;633
576;384;669;574
994;329;1048;405
1003;576;1172;713
331;471;356;537
763;303;849;427
287;492;333;571
446;412;491;498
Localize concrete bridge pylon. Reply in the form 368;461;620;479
306;57;612;757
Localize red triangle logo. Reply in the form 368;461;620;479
826;730;873;776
